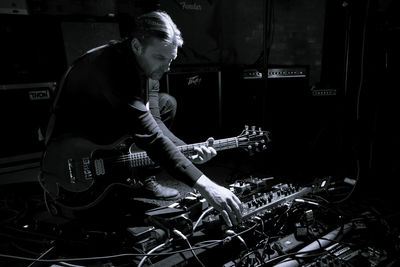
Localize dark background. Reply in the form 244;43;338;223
1;1;400;266
0;0;399;199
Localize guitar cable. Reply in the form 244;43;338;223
0;223;264;264
173;229;206;267
137;238;172;267
192;207;214;232
37;172;58;216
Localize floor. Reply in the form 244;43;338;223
1;147;399;266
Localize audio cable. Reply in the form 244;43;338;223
193;207;214;232
173;229;205;267
137;238;172;267
225;229;248;249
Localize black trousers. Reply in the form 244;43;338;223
158;92;178;129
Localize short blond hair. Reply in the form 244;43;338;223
133;11;183;47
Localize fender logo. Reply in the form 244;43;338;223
180;1;202;11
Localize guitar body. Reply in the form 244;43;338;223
41;135;136;208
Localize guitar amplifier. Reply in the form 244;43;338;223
0;82;56;165
221;66;311;177
162;67;222;143
221;66;309;132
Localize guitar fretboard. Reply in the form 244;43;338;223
129;137;239;168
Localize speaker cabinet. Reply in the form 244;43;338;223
264;70;311;177
0;82;56;162
222;66;312;177
164;68;222;143
221;68;267;136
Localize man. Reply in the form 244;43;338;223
139;79;218;200
41;11;242;227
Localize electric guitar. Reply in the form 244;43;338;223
40;126;270;209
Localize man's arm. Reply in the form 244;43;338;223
130;99;242;226
148;79;216;164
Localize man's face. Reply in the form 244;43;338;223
133;38;178;80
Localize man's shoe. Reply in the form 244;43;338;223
141;176;181;200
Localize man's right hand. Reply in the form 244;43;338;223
194;175;243;227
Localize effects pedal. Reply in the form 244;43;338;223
229;181;251;194
241;183;312;220
202;183;312;233
127;226;168;252
229;177;274;196
168;192;208;220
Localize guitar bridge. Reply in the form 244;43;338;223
94;159;105;176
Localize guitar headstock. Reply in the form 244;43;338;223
237;125;271;153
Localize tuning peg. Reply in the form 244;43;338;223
251;126;256;133
207;137;214;147
244;125;249;135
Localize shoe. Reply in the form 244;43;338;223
141;176;181;200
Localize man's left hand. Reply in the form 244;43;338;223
189;138;217;164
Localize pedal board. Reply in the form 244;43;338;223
241;183;312;220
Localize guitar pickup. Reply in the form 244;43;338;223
94;159;105;176
67;158;76;184
82;157;94;180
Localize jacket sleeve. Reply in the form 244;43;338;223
128;98;203;187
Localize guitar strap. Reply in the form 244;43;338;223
44;64;73;146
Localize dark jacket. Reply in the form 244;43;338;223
50;40;202;186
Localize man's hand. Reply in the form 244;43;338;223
194;175;243;227
189;138;217;164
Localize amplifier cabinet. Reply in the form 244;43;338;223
0;82;56;163
163;68;222;143
221;66;311;177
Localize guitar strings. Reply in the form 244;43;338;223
113;138;239;164
73;138;241;171
73;132;269;172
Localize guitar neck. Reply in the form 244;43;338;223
130;137;238;168
178;137;238;154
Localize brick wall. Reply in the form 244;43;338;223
267;0;326;86
219;0;326;86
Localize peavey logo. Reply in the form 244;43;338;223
180;1;202;11
187;75;202;86
29;90;50;100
